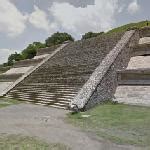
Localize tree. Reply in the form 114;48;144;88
22;42;46;59
45;32;74;47
7;52;23;66
82;31;104;40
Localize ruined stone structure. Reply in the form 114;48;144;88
0;27;150;110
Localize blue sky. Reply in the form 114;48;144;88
0;0;149;64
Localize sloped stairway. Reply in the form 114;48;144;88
0;45;61;96
6;32;124;109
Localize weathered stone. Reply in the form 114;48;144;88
71;30;140;110
7;32;124;109
5;27;150;110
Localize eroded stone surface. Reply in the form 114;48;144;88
115;86;150;106
7;33;124;109
127;56;150;69
4;66;34;75
139;37;150;44
33;54;49;59
71;30;139;109
0;82;13;94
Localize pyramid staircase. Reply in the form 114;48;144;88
6;32;124;109
0;45;60;96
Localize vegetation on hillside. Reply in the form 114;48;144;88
21;42;46;60
0;65;11;73
81;20;150;40
107;20;150;34
3;42;46;67
2;32;74;67
67;103;150;147
81;31;104;40
45;32;74;47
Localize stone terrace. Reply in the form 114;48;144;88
0;45;60;97
7;32;124;109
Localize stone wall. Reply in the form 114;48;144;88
0;74;23;82
7;32;124;108
21;32;124;85
140;27;150;37
13;58;43;68
132;43;150;56
2;44;67;96
85;30;140;109
118;69;150;85
70;30;140;110
36;45;60;56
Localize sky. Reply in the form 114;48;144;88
0;0;149;64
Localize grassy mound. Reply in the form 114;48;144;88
107;20;150;34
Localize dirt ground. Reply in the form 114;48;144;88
0;104;143;150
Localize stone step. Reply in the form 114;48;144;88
8;95;69;109
36;98;70;104
24;74;90;78
10;90;78;95
7;94;70;107
14;83;81;88
10;88;79;93
118;69;150;85
0;74;23;82
13;58;44;68
36;100;69;105
8;91;75;101
14;86;80;90
8;94;72;104
9;90;77;96
23;78;87;84
8;91;73;101
36;45;60;56
12;89;80;94
7;32;124;109
31;70;94;76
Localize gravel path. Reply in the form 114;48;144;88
0;104;142;150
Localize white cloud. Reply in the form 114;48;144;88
127;0;140;14
29;5;58;33
29;5;50;31
0;49;19;64
0;0;27;37
49;0;119;37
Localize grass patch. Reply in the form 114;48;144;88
67;103;150;147
107;20;150;34
0;97;21;108
0;134;71;150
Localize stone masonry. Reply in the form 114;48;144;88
5;27;150;110
6;32;124;109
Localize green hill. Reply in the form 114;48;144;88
107;20;150;34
